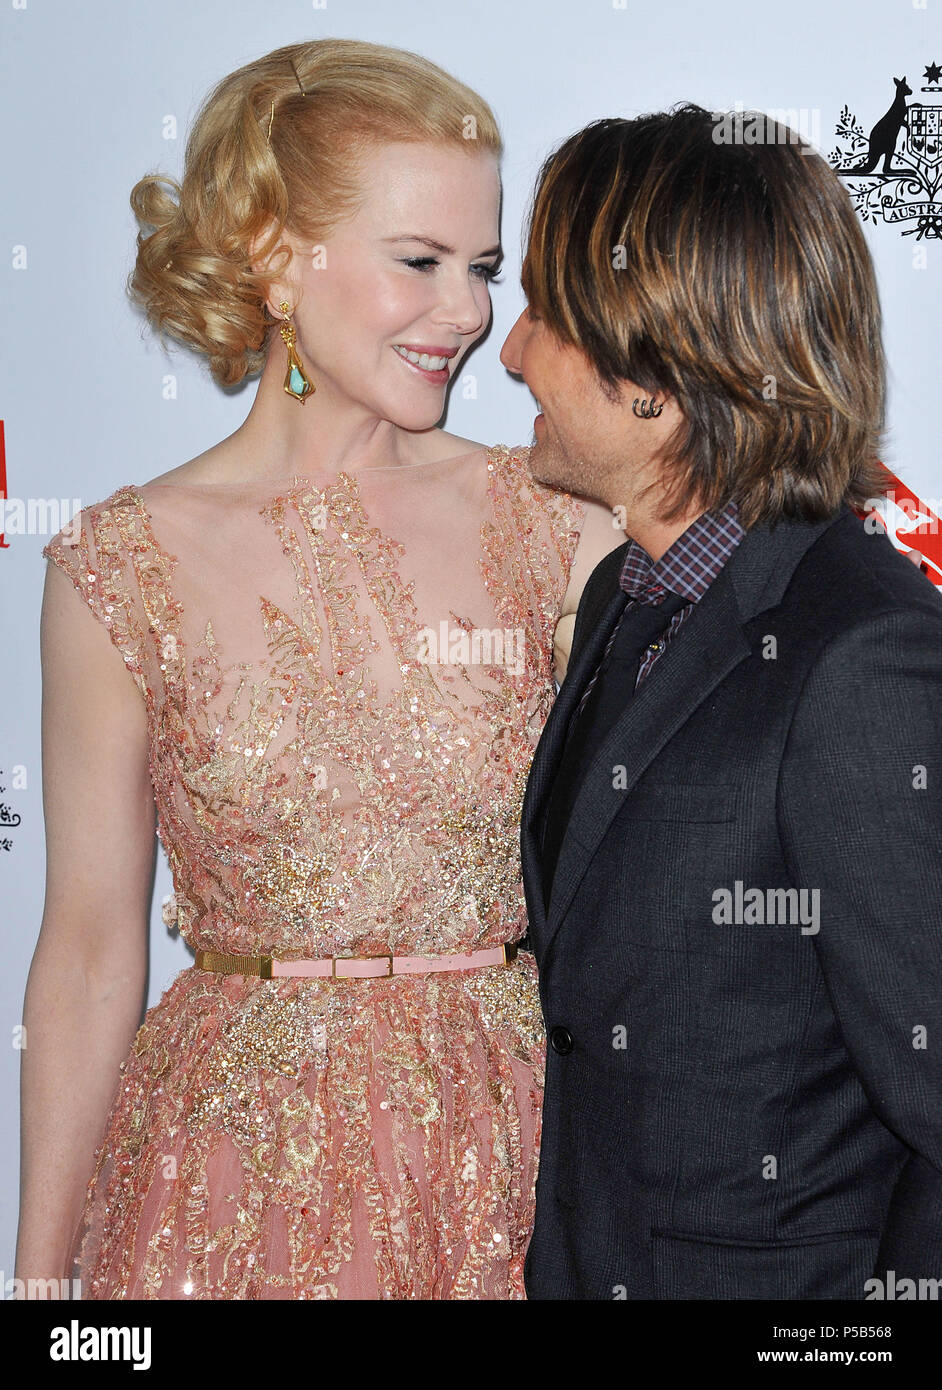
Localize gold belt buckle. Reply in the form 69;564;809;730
196;949;273;978
332;953;393;977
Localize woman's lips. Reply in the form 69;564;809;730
391;345;454;384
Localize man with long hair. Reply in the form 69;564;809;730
502;105;942;1299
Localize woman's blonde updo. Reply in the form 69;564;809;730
128;38;503;386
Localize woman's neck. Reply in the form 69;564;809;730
230;344;440;479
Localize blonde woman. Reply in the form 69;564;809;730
17;38;617;1298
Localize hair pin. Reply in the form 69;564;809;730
268;58;312;142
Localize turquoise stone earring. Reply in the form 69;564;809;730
279;301;314;403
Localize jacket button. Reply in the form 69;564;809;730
550;1026;573;1055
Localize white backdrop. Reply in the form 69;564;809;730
2;0;940;1277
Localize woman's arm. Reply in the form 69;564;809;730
553;498;626;684
15;561;155;1288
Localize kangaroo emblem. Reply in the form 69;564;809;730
855;76;912;173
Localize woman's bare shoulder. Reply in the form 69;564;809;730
419;430;490;461
143;439;239;488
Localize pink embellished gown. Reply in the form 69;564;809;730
41;444;587;1299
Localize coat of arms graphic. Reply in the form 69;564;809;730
831;62;942;238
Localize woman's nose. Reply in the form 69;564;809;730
434;274;486;336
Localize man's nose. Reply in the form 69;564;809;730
499;309;529;374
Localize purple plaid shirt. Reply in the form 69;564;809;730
574;500;745;714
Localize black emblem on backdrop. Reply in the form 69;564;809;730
831;62;942;238
0;766;21;851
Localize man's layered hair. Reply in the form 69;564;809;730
521;105;889;526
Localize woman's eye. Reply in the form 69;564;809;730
400;256;502;283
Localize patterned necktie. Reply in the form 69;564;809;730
542;591;688;908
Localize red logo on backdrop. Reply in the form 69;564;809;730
859;466;942;585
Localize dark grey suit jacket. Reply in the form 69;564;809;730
521;505;942;1299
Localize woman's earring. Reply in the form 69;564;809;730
632;396;663;419
279;301;315;403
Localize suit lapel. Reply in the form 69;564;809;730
521;582;629;944
533;508;845;954
543;566;749;944
524;541;629;832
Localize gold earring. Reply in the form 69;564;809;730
279;301;314;403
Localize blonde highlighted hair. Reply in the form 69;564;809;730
129;39;502;386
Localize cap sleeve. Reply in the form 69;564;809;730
484;444;589;669
42;487;150;700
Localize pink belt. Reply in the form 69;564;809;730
194;942;517;979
